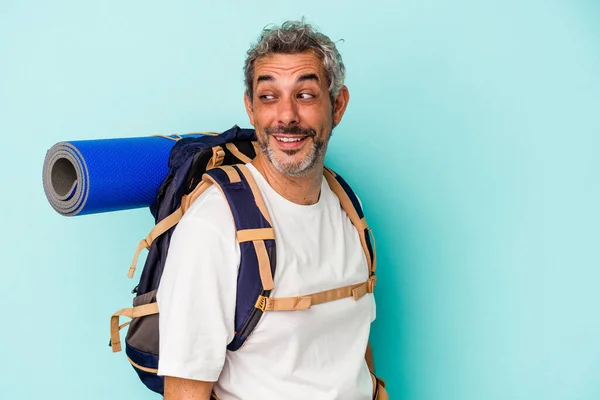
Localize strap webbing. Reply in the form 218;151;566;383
255;276;375;312
110;303;159;352
128;207;183;278
323;169;375;275
367;226;377;274
253;240;275;291
206;146;225;170
236;164;273;226
237;228;275;243
217;165;242;183
127;181;212;279
127;357;158;374
372;373;389;399
225;142;253;164
181;181;212;213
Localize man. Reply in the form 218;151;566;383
157;20;377;399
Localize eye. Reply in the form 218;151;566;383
298;93;315;99
259;94;275;101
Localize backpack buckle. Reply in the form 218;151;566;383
255;295;268;312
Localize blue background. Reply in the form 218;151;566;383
1;0;599;399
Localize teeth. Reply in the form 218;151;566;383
276;137;304;143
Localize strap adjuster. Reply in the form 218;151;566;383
367;275;376;293
255;295;268;312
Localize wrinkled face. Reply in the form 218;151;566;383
244;51;346;176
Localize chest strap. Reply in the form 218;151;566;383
254;275;376;312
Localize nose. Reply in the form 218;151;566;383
277;96;299;126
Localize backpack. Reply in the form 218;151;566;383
109;125;378;396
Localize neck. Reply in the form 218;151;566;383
251;154;323;205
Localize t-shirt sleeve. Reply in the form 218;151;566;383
156;187;240;382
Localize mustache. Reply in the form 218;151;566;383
264;126;316;137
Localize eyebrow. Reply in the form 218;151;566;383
297;73;319;83
256;75;274;84
255;73;320;85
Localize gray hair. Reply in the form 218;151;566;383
244;19;346;105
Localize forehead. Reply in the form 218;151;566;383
253;51;326;83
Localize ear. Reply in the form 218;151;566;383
332;86;350;126
244;93;255;126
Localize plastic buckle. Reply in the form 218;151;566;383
255;295;268;311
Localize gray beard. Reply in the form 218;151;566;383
258;134;329;177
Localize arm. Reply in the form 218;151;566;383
164;376;214;400
365;341;375;374
157;189;240;398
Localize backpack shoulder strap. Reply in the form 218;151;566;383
323;166;376;277
202;164;277;351
253;166;377;313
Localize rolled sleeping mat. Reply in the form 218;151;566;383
42;134;201;216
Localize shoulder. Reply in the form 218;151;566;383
174;184;236;241
159;183;240;287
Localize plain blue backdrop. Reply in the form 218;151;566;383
1;0;599;399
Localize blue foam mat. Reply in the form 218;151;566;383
42;134;201;216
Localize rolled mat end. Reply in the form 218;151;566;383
42;135;184;216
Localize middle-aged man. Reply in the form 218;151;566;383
157;20;381;400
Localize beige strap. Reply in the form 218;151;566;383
225;142;253;164
128;181;213;279
236;164;273;226
324;167;367;231
255;294;311;311
255;276;375;312
110;303;159;353
251;141;261;158
350;275;376;300
128;357;158;374
367;227;377;273
212;165;241;184
181;181;212;213
372;374;377;399
185;131;220;136
151;134;183;142
128;208;183;278
376;376;389;400
371;373;388;399
253;240;274;291
237;228;275;243
128;240;151;279
323;169;374;275
207;146;225;170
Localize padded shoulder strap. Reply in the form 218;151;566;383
202;164;277;351
323;166;376;275
202;165;276;291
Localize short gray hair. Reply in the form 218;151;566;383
244;19;346;104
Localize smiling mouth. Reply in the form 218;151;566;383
274;136;307;143
270;135;311;152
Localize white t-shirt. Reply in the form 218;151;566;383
157;163;376;400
